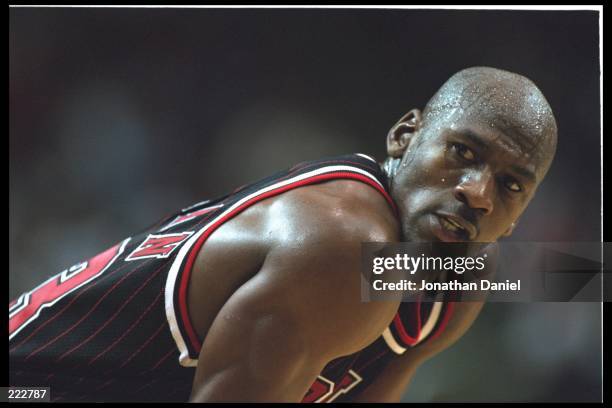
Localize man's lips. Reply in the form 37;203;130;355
431;212;478;241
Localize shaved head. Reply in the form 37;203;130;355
422;66;557;177
385;66;559;242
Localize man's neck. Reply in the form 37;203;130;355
381;156;401;184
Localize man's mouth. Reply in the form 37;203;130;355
430;213;477;242
441;215;466;232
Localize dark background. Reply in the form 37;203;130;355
9;8;601;402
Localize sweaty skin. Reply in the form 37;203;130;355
188;180;401;401
186;67;558;402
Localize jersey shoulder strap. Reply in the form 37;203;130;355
382;291;457;355
164;153;397;367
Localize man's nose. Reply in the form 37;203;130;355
453;169;495;215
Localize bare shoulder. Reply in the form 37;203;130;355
248;179;401;357
189;180;401;401
262;178;400;247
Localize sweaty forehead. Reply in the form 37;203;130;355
425;76;557;175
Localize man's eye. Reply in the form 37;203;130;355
452;143;476;161
504;178;522;192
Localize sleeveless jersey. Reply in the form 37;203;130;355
9;153;454;402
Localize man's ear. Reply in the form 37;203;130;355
387;109;422;158
502;220;519;237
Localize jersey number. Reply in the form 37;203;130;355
124;232;192;261
9;239;128;340
302;370;363;403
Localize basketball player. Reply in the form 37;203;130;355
9;67;558;402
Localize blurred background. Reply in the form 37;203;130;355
9;7;601;402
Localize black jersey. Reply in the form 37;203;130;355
9;153;454;402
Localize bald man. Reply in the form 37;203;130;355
9;66;557;402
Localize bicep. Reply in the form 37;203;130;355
189;207;400;402
190;262;396;401
189;272;325;402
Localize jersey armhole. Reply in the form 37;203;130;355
164;162;398;367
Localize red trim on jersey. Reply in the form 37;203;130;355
177;171;398;353
163;205;223;231
428;301;455;342
391;299;422;347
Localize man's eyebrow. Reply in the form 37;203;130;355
458;129;537;183
459;130;490;150
510;165;536;183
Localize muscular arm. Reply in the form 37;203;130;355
189;183;400;402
